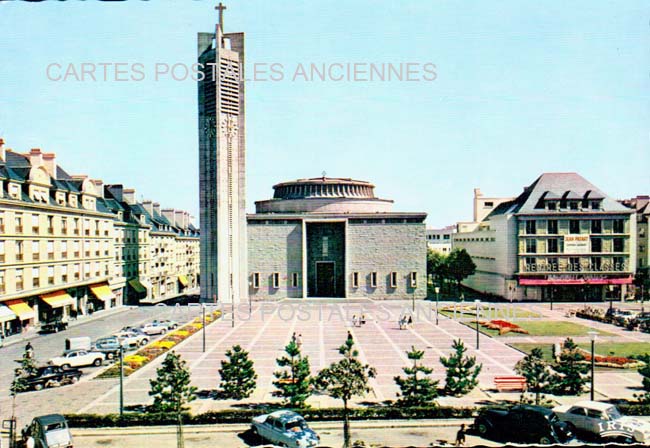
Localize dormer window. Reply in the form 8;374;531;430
547;201;557;211
591;201;601;210
9;183;20;199
569;201;579;210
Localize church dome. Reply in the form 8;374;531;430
255;176;393;214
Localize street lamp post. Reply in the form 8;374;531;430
119;345;124;417
202;304;206;353
589;331;598;401
475;299;481;350
608;284;614;313
434;286;440;325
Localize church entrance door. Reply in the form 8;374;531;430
315;262;336;297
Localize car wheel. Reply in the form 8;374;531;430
566;422;576;434
34;383;44;391
539;436;552;445
71;376;79;384
141;339;149;346
106;352;114;360
62;364;71;370
161;329;166;334
93;358;102;367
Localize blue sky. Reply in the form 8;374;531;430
1;0;648;227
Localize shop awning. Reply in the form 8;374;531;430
128;279;147;294
0;305;17;323
178;275;189;287
519;276;634;286
5;299;35;321
40;290;76;309
90;283;115;302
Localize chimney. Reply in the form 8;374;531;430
0;138;5;161
174;210;185;229
162;208;175;226
184;211;190;229
123;188;136;205
153;202;161;216
142;200;154;216
91;180;104;198
473;188;483;199
42;153;57;179
28;148;43;167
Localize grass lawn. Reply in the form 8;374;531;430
509;342;650;362
440;306;541;319
464;320;615;338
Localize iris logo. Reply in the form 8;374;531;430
597;421;634;440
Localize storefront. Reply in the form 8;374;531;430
39;290;76;323
5;299;36;333
0;305;17;337
127;278;148;304
89;283;115;312
178;275;189;291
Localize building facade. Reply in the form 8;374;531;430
197;12;247;304
0;140;199;336
248;177;427;301
426;225;455;253
453;173;636;301
620;196;649;277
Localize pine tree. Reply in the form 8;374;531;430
11;345;38;395
394;346;439;407
315;334;376;448
514;348;553;405
273;340;312;408
553;338;589;395
634;355;650;403
148;352;196;448
439;339;482;396
218;344;257;400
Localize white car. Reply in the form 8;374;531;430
554;400;650;443
50;349;105;369
113;331;149;347
140;323;167;335
251;411;319;448
152;319;178;330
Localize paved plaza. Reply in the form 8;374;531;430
2;299;648;428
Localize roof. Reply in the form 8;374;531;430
486;173;631;218
33;414;67;426
571;401;615;411
268;410;302;422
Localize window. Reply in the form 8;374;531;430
291;272;299;288
0;272;4;293
32;241;40;261
525;220;536;235
0;241;4;262
47;266;55;284
591;201;601;210
547;201;557;211
272;272;280;289
525;239;537;254
74;240;80;257
61;265;68;282
47;215;54;233
251;272;259;289
547;220;558;234
61;218;67;234
410;272;417;288
15;240;24;261
591;220;602;234
591;237;602;253
569;201;579;210
569;257;581;271
612;256;625;271
32;267;40;287
547;257;558;272
370;272;377;288
74;264;80;280
73;218;80;235
590;256;602;271
31;214;39;232
15;215;23;233
47;240;54;259
613;238;624;253
61;241;68;257
525;257;536;271
613;219;625;234
322;236;329;257
351;272;359;288
569;220;580;234
84;262;90;278
389;272;398;288
484;201;494;208
547;238;558;253
16;269;23;290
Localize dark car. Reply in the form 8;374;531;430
474;404;574;445
24;366;82;391
40;319;68;334
92;337;123;359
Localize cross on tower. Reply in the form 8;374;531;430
215;2;227;30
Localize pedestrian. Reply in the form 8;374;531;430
398;315;404;330
361;314;367;325
296;333;303;350
347;330;353;341
407;315;413;327
25;342;34;358
291;332;297;343
352;315;358;327
455;424;466;446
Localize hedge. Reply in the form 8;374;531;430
64;406;476;428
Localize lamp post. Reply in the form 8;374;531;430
202;304;206;353
608;284;614;313
475;299;481;350
435;286;440;325
119;345;124;417
589;331;598;401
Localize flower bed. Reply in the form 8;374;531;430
480;319;529;335
97;310;221;379
576;348;645;369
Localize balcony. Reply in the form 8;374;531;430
16;254;24;261
74;251;80;258
84;230;90;236
62;252;68;258
47;253;54;261
85;251;91;257
32;226;40;234
74;273;80;280
73;229;80;235
0;225;4;232
0;254;4;262
47;227;54;235
16;226;23;234
32;253;40;261
48;277;54;285
61;275;68;283
33;279;40;288
0;285;4;294
16;281;24;291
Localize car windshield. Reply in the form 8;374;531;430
605;407;622;420
285;419;307;431
547;413;559;424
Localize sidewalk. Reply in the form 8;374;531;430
1;305;132;348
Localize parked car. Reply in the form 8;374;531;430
473;404;574;445
554;400;650;443
40;318;69;334
140;323;167;335
152;319;178;330
50;349;105;369
251;410;320;448
21;414;74;448
92;337;123;359
24;366;82;391
113;331;149;347
65;336;91;351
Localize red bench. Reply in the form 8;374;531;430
494;376;527;392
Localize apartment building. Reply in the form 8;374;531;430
0;139;200;335
453;173;636;302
